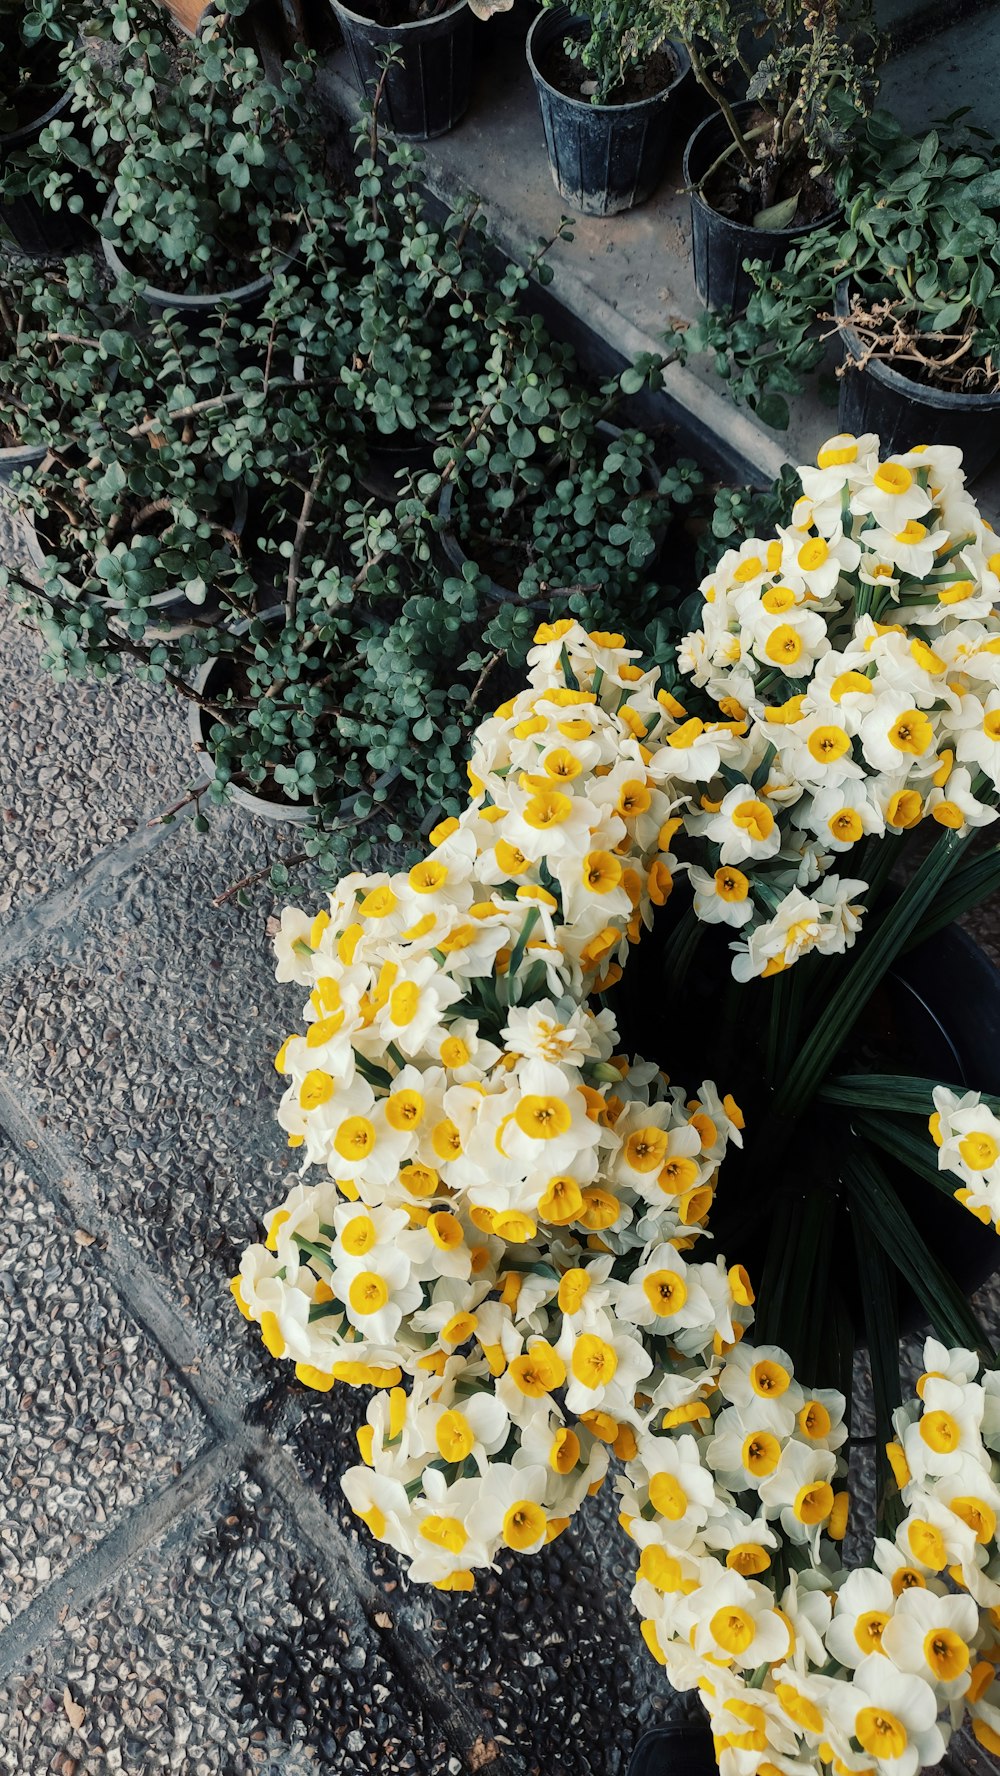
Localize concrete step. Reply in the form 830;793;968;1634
318;20;1000;507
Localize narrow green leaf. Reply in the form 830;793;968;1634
774;824;976;1116
840;1144;994;1360
821;1073;1000;1118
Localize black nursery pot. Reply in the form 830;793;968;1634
328;0;475;141
527;8;689;218
683;103;836;316
0;88;95;258
835;282;1000;481
611;915;1000;1335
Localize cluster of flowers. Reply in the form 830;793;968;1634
931;1086;1000;1230
235;444;1000;1776
678;435;999;979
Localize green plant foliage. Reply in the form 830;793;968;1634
694;111;1000;426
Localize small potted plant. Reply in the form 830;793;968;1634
697;112;1000;470
0;258;119;484
667;0;877;312
38;0;321;323
329;0;512;142
0;0;102;254
526;0;690;216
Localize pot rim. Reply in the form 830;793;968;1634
0;82;74;150
835;277;1000;411
329;0;468;32
188;605;401;823
526;7;689;113
683;101;839;242
100;198;306;311
0;437;48;467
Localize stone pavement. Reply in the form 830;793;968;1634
0;573;692;1775
3;554;1000;1776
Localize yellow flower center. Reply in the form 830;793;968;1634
515;1095;572;1140
750;1359;790;1397
571;1333;618;1389
856;1708;907;1760
764;624;803;666
643;1270;688;1317
583;849;624;893
503;1500;546;1551
334;1115;376;1161
348;1271;389;1315
341;1214;378;1256
742;1431;781;1476
711;1607;756;1657
715;866;749;901
924;1627;969;1682
888;709;933;755
854;1610;890;1655
732;800;774;842
649;1472;688;1519
420;1515;468;1553
873;462;913;496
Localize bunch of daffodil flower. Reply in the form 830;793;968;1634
675;434;1000;981
237;573;1000;1776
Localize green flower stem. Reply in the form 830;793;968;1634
771;822;976;1119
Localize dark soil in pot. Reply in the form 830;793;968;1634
537;31;679;105
684;102;838;315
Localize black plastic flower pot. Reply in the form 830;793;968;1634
526;8;689;218
835;281;1000;482
683;103;837;316
328;0;475;141
101;206;305;330
437;420;662;602
0;87;96;258
189;606;401;823
611;912;1000;1335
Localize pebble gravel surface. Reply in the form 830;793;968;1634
2;503;999;1774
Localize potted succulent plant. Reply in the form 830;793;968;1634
0;258;120;484
527;0;690;216
329;0;512;142
666;0;877;313
696;112;1000;469
36;0;321;323
0;0;102;254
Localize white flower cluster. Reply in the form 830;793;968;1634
631;1332;1000;1776
678;435;1000;978
236;439;1000;1776
931;1086;1000;1228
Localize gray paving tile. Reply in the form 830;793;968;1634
0;599;195;924
0;1145;209;1629
0;1469;457;1776
0;811;317;1387
288;1389;693;1776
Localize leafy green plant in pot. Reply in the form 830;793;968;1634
435;382;703;655
526;0;690;216
0;0;106;254
665;0;877;313
0;255;120;484
39;0;320;323
329;0;510;142
333;114;573;501
692;112;1000;473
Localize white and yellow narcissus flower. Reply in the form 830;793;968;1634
238;563;1000;1776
